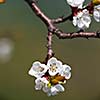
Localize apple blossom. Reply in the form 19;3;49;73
93;4;100;22
73;9;91;29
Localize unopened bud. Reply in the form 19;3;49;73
92;0;100;5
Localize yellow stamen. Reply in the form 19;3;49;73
50;64;57;72
47;82;51;88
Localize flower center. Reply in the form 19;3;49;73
50;63;57;72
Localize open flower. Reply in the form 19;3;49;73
28;61;48;78
73;9;91;29
93;4;100;22
47;57;62;76
59;65;71;80
66;0;85;8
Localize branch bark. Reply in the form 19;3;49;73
45;32;54;63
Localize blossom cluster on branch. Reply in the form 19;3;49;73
66;0;100;30
24;0;100;96
29;57;71;96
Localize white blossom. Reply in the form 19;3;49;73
66;0;85;8
73;9;91;29
42;86;50;93
28;61;48;78
93;4;100;22
47;57;62;76
59;65;71;79
35;77;49;90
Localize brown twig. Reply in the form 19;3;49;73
45;32;54;63
25;0;100;59
52;14;73;24
52;30;100;39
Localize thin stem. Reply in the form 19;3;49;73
53;30;100;39
47;32;53;56
45;32;53;63
52;14;73;24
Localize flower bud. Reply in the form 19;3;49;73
92;0;100;5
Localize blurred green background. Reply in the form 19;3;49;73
0;0;100;100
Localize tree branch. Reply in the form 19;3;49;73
50;1;95;24
24;0;100;62
52;30;100;39
25;0;100;39
52;14;73;24
45;32;54;63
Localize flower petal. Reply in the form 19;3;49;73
63;64;71;72
51;86;58;96
82;16;91;28
56;61;62;69
59;64;71;79
77;20;84;29
66;0;85;7
73;16;77;26
54;84;65;92
65;72;71;79
35;84;43;90
93;5;100;22
28;61;47;78
47;57;57;67
35;78;44;90
42;86;50;93
35;77;49;91
35;77;49;85
47;57;62;76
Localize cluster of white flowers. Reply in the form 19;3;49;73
66;0;100;30
28;57;71;96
